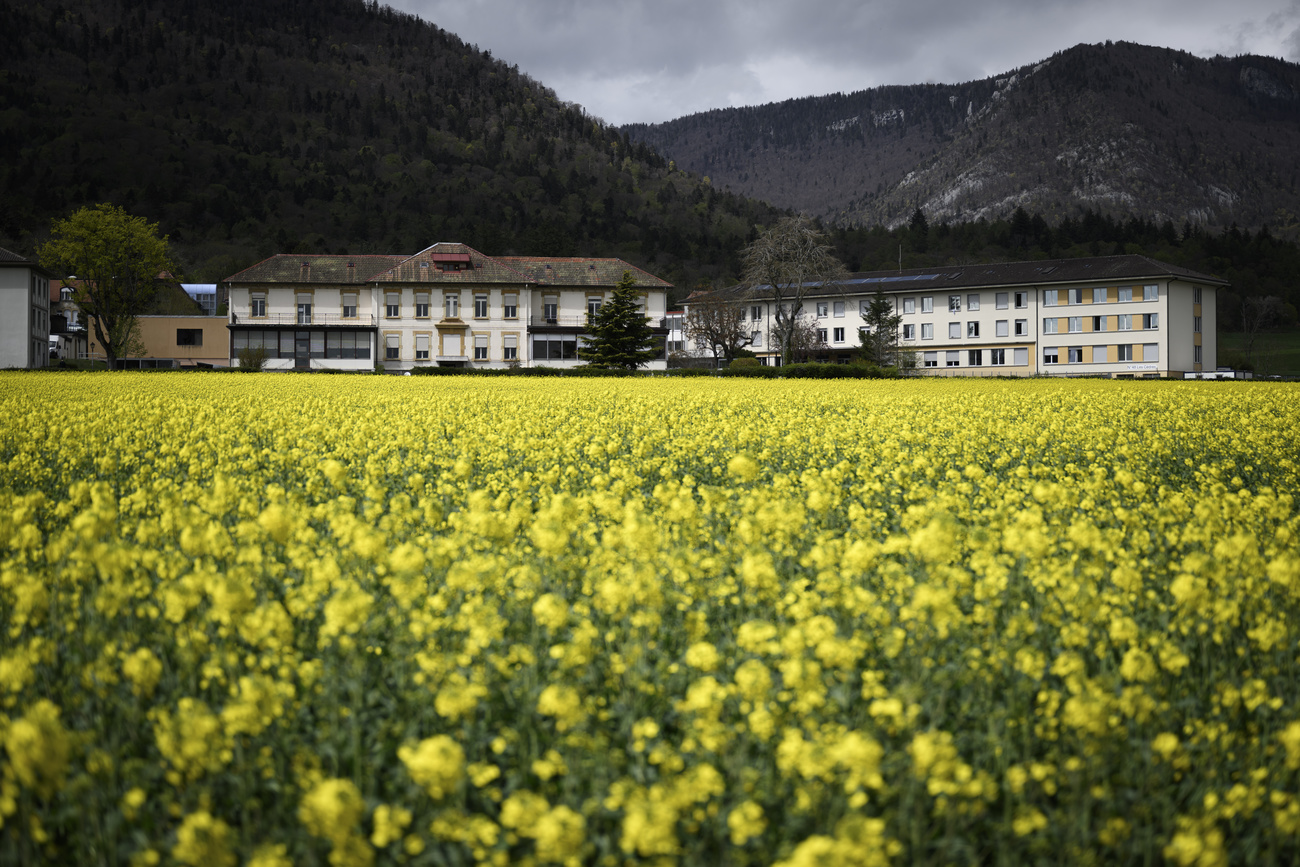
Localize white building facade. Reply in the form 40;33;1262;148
224;243;671;372
0;247;52;369
686;255;1223;378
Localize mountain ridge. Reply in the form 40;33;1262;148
624;42;1300;237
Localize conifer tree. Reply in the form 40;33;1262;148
578;271;661;369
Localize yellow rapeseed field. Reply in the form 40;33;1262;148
2;372;1299;866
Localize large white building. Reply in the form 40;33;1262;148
684;255;1224;378
0;247;52;369
224;243;672;372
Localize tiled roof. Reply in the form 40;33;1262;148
374;243;531;284
225;254;405;284
696;255;1226;303
0;246;29;263
224;243;674;291
496;257;672;289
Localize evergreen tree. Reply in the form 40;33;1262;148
578;271;661;369
859;290;905;367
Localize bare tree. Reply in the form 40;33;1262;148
786;315;828;363
683;294;754;366
741;216;848;366
1241;295;1282;372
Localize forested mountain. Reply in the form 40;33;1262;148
625;42;1300;236
0;0;782;292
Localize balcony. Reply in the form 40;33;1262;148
228;313;375;327
529;315;672;330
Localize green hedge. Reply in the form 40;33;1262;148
409;363;903;379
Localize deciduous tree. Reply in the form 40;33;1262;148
578;271;660;369
39;205;174;369
683;294;754;366
741;216;848;366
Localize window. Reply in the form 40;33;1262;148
385;334;399;360
816;301;828;317
1068;288;1083;305
60;286;73;302
503;334;518;361
1118;286;1133;302
1144;343;1159;362
543;297;557;323
1043;318;1058;334
833;327;846;343
445;294;459;318
504;294;518;319
176;329;202;346
949;322;961;339
1015;319;1028;336
990;348;1006;365
251;294;266;318
474;335;488;360
1118;344;1133;361
903;297;916;314
1068;317;1082;333
921;296;934;313
587;297;602;318
901;324;914;340
532;336;580;360
297;294;312;325
1144;313;1159;330
995;320;1009;338
996;292;1008;310
921;323;933;340
1194;287;1202;304
817;328;828;343
752;331;763;348
948;295;961;313
415;334;430;360
343;293;358;318
1118;314;1132;331
833;301;845;318
1194;344;1202;363
945;350;960;367
310;332;325;359
923;351;938;367
1093;316;1106;332
386;293;400;318
967;294;980;311
475;295;489;318
968;349;982;366
751;305;762;321
1015;291;1028;309
1194;316;1202;333
1043;346;1059;364
859;300;870;317
325;332;368;359
1068;346;1083;363
1143;284;1158;301
1043;289;1058;307
1093;288;1107;304
1014;347;1028;366
967;321;980;338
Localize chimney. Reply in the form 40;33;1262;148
346;261;355;281
300;261;310;281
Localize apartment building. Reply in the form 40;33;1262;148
224;243;671;371
685;255;1223;378
0;246;53;369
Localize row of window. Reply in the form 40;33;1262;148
753;284;1182;323
923;348;1030;367
1043;314;1159;334
1043;286;1158;306
249;293;523;321
1042;343;1160;364
232;330;372;359
387;333;519;362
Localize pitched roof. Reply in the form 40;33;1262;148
0;246;55;277
495;256;672;288
373;243;530;284
225;254;405;284
695;254;1226;303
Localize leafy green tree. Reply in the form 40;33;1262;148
39;205;174;369
579;271;660;369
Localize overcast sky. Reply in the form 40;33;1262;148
388;0;1300;126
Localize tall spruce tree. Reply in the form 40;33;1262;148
578;271;661;369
